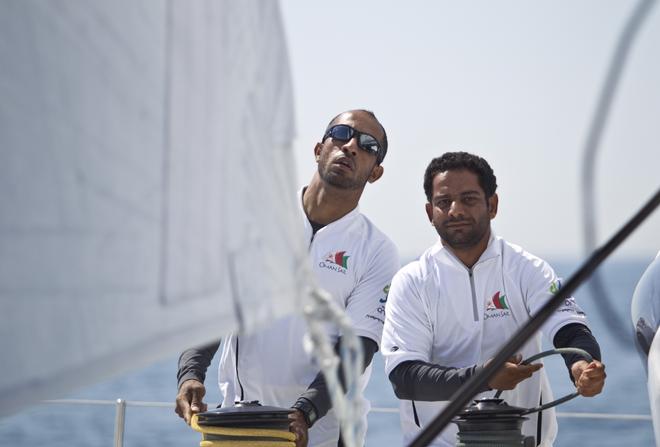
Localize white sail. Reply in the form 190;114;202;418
0;0;311;417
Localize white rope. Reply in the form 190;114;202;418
303;287;365;447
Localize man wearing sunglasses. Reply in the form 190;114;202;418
175;110;399;447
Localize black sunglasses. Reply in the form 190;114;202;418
322;124;383;161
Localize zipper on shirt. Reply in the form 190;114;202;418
441;247;481;322
468;269;479;322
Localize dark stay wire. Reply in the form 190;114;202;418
581;0;656;347
411;0;658;444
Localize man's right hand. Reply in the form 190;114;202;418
487;354;543;391
175;379;208;424
288;409;309;447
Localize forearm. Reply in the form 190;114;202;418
388;360;489;401
177;339;221;389
553;323;602;364
553;323;601;381
295;336;378;423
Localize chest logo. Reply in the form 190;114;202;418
484;291;511;320
319;250;350;274
486;291;509;310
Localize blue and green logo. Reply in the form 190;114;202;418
379;284;390;303
550;279;562;294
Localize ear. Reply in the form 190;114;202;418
487;193;498;219
367;164;384;184
314;143;322;162
425;201;433;222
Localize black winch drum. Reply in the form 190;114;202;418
453;348;593;446
453;398;535;447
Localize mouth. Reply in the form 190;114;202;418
445;221;472;229
333;157;354;171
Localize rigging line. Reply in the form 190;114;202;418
581;0;656;346
409;187;660;447
158;0;173;306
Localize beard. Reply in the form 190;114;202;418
317;162;368;190
435;215;491;249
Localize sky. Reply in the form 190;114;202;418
279;0;660;262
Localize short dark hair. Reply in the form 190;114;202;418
324;109;388;164
423;152;497;202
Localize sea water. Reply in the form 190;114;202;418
0;259;655;446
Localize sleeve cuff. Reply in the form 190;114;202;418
177;371;205;390
291;397;319;428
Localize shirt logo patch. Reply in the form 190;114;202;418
557;297;585;315
486;291;509;310
550;279;562;294
319;251;350;274
379;284;390;303
484;291;511;319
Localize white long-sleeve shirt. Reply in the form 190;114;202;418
218;189;399;447
382;235;589;447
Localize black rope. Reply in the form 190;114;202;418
409;187;660;447
581;0;657;347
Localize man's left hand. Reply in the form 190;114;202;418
571;360;606;397
289;409;309;447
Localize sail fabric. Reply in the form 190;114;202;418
633;252;660;442
0;0;310;417
648;335;660;445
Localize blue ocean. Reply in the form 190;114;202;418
1;259;656;446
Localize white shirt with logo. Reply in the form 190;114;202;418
382;235;589;447
218;189;399;447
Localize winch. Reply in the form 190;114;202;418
453;348;592;446
191;401;295;447
454;398;534;447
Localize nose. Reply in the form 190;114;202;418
448;200;465;218
341;137;359;157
